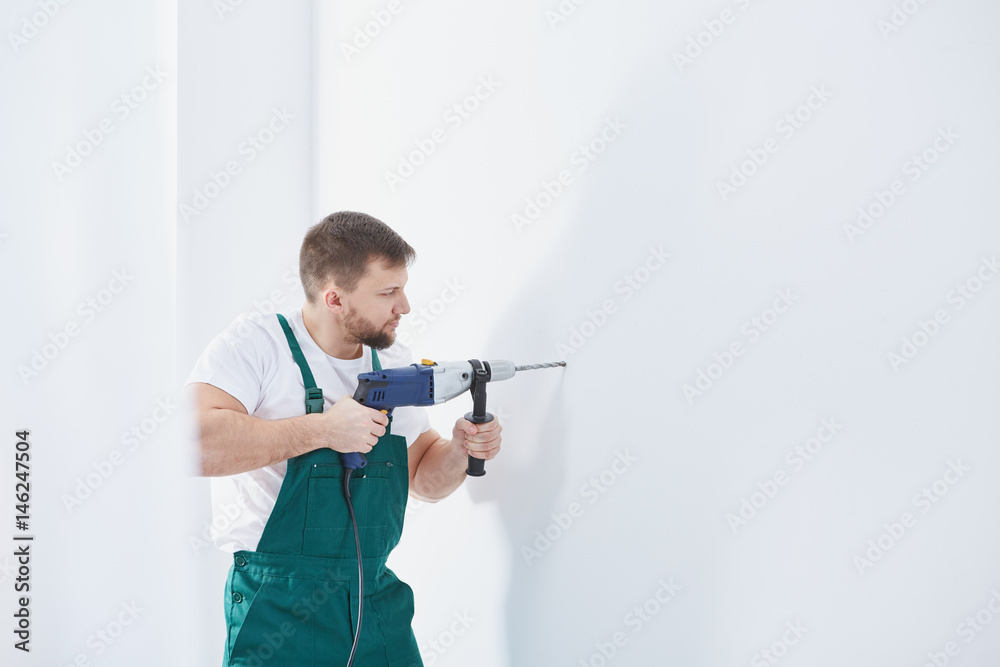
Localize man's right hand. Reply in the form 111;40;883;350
191;384;391;476
316;395;389;455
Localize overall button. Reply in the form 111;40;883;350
235;555;247;567
233;592;244;603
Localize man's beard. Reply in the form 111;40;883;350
343;304;396;350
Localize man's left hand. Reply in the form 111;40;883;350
451;416;502;462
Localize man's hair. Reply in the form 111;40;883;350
299;211;416;303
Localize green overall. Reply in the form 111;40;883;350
222;314;422;666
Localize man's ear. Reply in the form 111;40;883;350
322;286;343;312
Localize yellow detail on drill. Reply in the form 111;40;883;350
421;359;436;366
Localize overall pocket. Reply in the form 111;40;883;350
227;570;315;666
302;462;395;558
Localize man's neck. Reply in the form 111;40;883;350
301;303;363;360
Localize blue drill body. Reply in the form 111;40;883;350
352;363;437;414
343;357;563;474
340;363;439;470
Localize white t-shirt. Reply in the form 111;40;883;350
186;307;432;553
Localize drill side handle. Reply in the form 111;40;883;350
464;411;493;476
465;361;492;477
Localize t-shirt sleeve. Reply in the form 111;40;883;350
185;316;269;415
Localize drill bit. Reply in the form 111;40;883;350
514;361;567;371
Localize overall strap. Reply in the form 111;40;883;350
276;314;324;414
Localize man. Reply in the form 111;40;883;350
186;211;502;666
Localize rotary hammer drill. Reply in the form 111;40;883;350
348;357;566;476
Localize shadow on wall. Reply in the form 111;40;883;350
460;37;711;660
467;281;572;666
467;185;675;664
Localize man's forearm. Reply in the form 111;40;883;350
411;437;470;501
200;408;317;477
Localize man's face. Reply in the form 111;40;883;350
340;258;410;350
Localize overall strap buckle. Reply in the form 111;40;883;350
304;387;324;414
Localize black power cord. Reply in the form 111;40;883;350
342;470;364;667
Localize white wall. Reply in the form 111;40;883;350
2;0;999;665
0;0;194;665
313;1;1000;666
